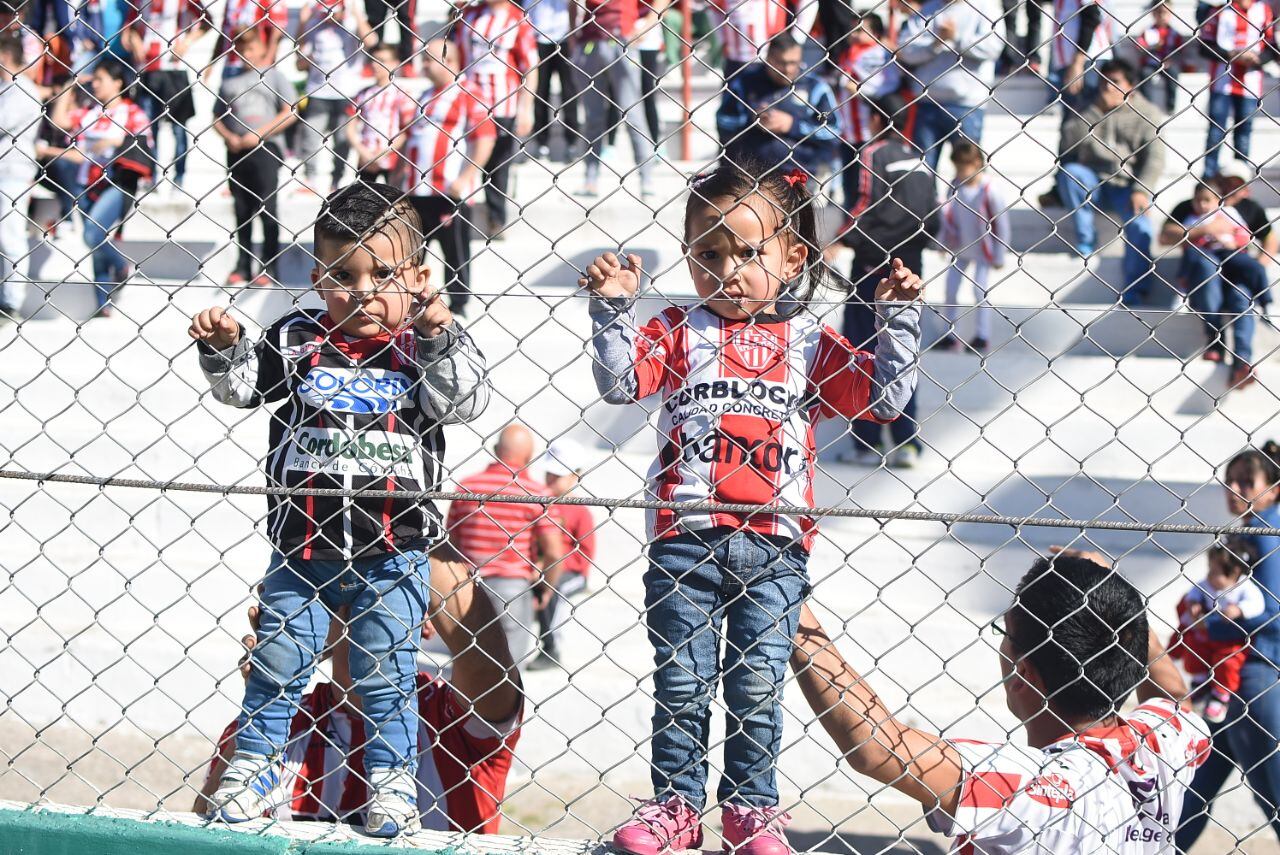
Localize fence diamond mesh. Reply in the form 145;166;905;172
0;0;1279;850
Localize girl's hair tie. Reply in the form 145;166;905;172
782;168;808;188
689;171;713;189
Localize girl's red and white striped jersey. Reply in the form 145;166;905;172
205;675;520;833
68;100;153;188
835;42;900;146
928;700;1209;853
706;0;791;64
1204;0;1275;98
218;0;288;72
1050;0;1116;70
349;82;416;156
402;81;497;200
939;177;1011;267
454;2;537;120
609;305;894;549
127;0;210;73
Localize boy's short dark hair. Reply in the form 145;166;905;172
765;32;802;56
1007;555;1148;720
315;182;425;266
1099;58;1137;86
369;40;398;57
870;93;909;133
1193;180;1220;198
949;138;984;165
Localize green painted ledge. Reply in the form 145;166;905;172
0;806;480;855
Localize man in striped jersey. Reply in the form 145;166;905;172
196;543;522;833
1198;0;1275;178
793;551;1205;854
401;37;496;318
1046;0;1116;116
190;182;491;837
454;0;538;237
447;424;565;667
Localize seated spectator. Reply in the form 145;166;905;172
1198;0;1273;178
834;12;899;212
346;41;414;185
1134;0;1188;113
529;439;596;672
1159;180;1265;387
195;545;522;833
792;550;1203;854
211;30;297;288
1168;538;1264;724
1053;59;1164;306
896;0;1004;173
715;34;841;180
36;57;154;318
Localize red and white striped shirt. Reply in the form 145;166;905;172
1050;0;1116;70
1204;0;1274;97
205;675;521;833
68;100;153;188
835;41;900;146
217;0;288;73
454;1;537;120
402;81;497;200
939;177;1011;267
447;462;557;580
127;0;210;73
706;0;790;64
348;82;416;160
623;305;883;549
1135;23;1185;68
927;700;1210;853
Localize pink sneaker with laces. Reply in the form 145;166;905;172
721;804;792;855
612;795;703;855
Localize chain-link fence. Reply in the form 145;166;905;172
1;0;1279;850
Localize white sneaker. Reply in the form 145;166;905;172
835;448;882;467
211;750;283;822
888;446;920;469
365;766;421;837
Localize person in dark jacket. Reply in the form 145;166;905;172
837;92;935;468
715;34;842;178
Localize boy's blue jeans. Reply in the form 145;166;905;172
236;549;430;774
644;527;809;809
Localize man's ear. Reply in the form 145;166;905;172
1012;656;1048;705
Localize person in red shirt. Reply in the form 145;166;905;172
203;0;288;82
447;424;565;667
196;544;522;834
529;439;597;671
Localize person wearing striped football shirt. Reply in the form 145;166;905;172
1198;0;1275;178
346;40;416;185
793;551;1206;854
196;543;522;834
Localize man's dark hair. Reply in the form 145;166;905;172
1007;555;1148;720
314;182;425;266
1099;58;1137;86
765;32;802;55
870;93;909;134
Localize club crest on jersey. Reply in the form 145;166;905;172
730;326;783;372
298;367;414;414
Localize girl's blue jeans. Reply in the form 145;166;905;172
644;527;809;809
236;549;429;774
74;186;129;308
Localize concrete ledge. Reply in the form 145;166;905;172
0;801;597;855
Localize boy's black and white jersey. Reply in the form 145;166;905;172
197;308;490;560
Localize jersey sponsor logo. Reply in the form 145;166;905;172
285;427;417;478
665;379;804;419
280;341;324;360
680;429;802;475
1123;826;1171;843
731;326;783;372
1024;773;1076;809
298;367;414;414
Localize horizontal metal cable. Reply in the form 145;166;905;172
0;467;1269;538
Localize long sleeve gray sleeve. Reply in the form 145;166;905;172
197;330;261;408
589;295;642;404
869;301;922;421
415;321;491;424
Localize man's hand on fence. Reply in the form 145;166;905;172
189;307;241;349
874;258;924;302
581;252;642;299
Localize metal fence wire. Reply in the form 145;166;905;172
1;0;1280;851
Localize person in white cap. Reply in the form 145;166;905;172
529;439;597;671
